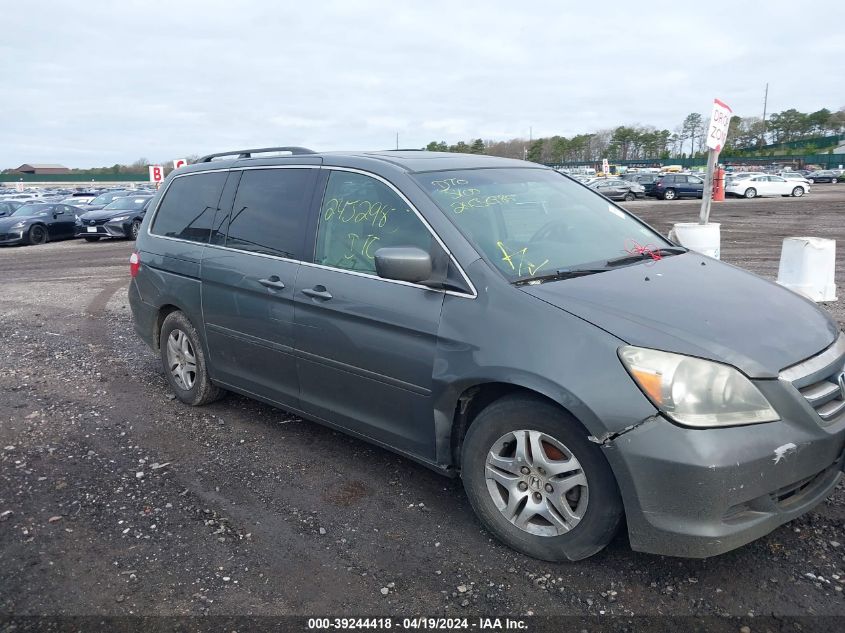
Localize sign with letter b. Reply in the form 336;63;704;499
149;165;164;183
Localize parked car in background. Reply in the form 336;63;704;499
588;178;644;201
726;175;808;198
0;200;23;217
0;203;83;246
61;192;99;205
653;173;704;200
779;172;812;185
621;172;660;196
83;190;134;211
806;170;838;184
76;195;153;241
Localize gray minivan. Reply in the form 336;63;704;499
129;147;845;561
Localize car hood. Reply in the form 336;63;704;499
79;209;133;221
0;215;36;228
520;252;838;378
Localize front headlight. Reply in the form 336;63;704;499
11;221;26;229
109;215;131;222
619;346;779;428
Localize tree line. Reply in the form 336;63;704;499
425;105;845;163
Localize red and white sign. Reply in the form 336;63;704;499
706;98;733;152
15;182;24;192
173;158;188;170
601;158;609;174
148;165;164;183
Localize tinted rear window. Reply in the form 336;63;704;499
223;168;316;259
151;172;227;242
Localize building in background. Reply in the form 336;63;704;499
14;163;71;175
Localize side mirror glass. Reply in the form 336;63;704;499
374;246;432;284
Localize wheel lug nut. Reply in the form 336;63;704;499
537;467;545;476
533;492;542;502
544;483;553;493
517;481;528;491
520;466;530;475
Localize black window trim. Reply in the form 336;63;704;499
146;165;477;299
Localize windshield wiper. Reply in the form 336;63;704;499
513;266;609;285
604;246;687;267
513;247;688;285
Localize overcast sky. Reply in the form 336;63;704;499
2;1;844;168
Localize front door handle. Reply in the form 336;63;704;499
258;276;286;290
302;286;333;300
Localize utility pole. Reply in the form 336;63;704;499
761;83;769;146
395;132;399;150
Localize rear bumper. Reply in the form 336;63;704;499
605;413;845;558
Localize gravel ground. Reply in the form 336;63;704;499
0;187;843;622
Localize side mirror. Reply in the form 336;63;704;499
374;246;432;284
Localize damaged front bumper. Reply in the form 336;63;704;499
602;405;845;558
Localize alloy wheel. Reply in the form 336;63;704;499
485;429;588;537
166;329;197;390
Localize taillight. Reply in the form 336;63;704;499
129;251;140;278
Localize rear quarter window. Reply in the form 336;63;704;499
150;172;227;242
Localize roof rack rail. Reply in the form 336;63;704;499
198;146;317;162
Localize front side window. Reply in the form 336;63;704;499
150;172;226;242
223;168;316;259
414;168;671;281
314;171;432;275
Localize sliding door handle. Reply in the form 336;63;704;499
258;276;286;290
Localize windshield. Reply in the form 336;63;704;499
12;204;50;217
414;168;671;281
104;197;150;211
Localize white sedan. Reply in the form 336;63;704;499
726;174;809;198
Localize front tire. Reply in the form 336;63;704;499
461;395;623;561
623;192;636;202
744;187;757;199
27;225;47;245
791;186;804;197
159;311;224;406
663;188;676;200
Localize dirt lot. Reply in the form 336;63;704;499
1;187;844;623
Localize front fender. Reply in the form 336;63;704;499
431;261;658;467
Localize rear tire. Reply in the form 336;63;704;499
791;186;804;197
663;188;676;200
744;187;757;199
623;192;636;202
461;394;623;561
159;311;224;406
130;220;141;240
84;236;100;242
27;225;48;245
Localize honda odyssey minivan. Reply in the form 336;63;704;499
129;147;845;561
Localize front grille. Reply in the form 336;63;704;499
780;334;845;427
799;376;845;423
84;218;108;226
770;469;826;506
